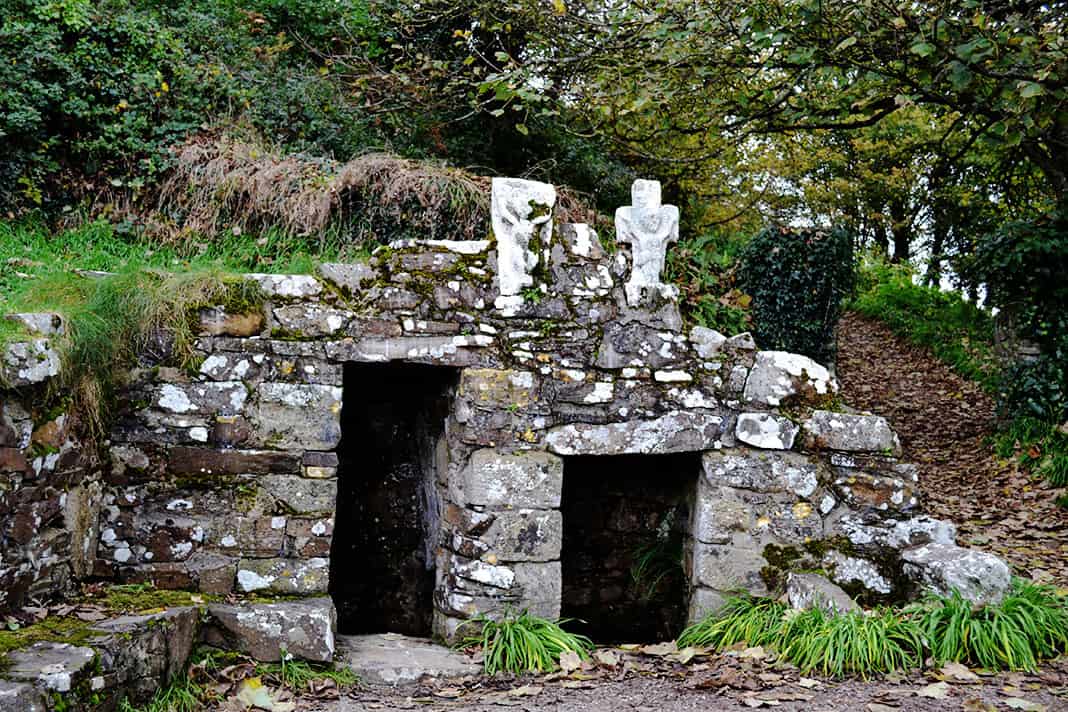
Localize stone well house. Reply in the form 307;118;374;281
0;178;1006;652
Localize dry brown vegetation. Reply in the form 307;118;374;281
157;134;599;245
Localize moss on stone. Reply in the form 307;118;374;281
97;583;216;614
760;537;859;592
0;616;95;657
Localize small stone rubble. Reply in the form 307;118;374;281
0;177;1014;707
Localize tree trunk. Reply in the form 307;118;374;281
889;200;911;264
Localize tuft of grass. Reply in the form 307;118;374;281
910;579;1068;672
777;607;924;678
118;674;205;712
255;655;359;693
461;610;594;675
1;266;265;438
683;583;1068;678
677;595;787;650
630;534;684;603
851;256;998;388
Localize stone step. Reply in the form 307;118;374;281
336;633;480;686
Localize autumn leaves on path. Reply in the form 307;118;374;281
836;313;1068;587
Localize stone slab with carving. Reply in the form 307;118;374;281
491;177;556;298
615;179;679;306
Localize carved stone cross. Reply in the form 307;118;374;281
491;177;557;297
615;179;679;306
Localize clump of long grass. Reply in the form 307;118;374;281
778;607;924;678
3;266;263;438
911;579;1068;671
118;674;205;712
676;595;787;650
679;582;1068;678
461;610;594;675
256;655;359;693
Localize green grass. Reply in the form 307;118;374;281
777;607;924;678
679;582;1068;677
255;655;359;693
630;534;684;603
910;580;1068;671
851;257;998;388
0;217;358;306
118;674;206;712
461;610;594;675
1;265;264;435
677;595;788;650
0;216;370;437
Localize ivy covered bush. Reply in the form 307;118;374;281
964;206;1068;423
738;226;855;364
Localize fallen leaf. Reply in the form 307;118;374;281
962;698;997;712
1003;699;1047;712
559;650;582;673
594;649;619;667
796;677;821;689
508;685;542;697
640;642;677;656
306;678;338;700
916;681;951;699
866;704;899;712
940;661;980;683
670;647;699;664
233;677;295;712
736;646;766;660
741;697;781;708
433;687;464;699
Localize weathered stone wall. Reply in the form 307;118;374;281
0;316;101;612
0;177;1005;640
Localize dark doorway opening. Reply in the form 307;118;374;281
330;362;458;636
560;453;698;643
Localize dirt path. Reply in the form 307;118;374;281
304;655;1068;711
836;312;1068;585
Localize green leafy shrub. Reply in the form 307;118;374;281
911;580;1068;671
852;257;998;387
964;206;1068;423
461;610;593;675
993;417;1068;487
738;226;854;363
0;0;385;211
666;228;752;335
